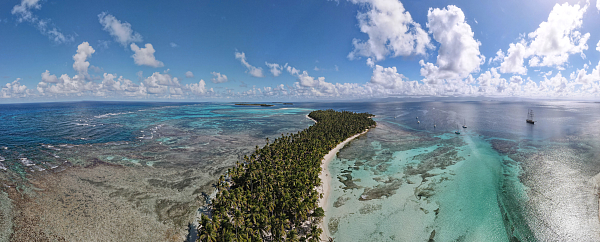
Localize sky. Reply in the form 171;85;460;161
2;0;600;102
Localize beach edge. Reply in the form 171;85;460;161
308;112;370;241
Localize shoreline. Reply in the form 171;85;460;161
317;129;369;241
311;113;369;241
306;114;317;123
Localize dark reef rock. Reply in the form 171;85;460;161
333;196;351;208
359;204;382;214
328;217;340;235
491;139;518;155
405;147;464;179
338;173;361;190
359;178;402;201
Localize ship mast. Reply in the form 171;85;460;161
529;110;534;120
526;109;535;124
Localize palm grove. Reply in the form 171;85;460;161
197;110;376;241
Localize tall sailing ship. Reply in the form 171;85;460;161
526;109;535;124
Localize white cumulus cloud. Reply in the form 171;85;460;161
285;64;300;76
41;70;59;83
46;28;72;44
499;42;530;75
510;75;523;85
1;79;30;98
94;74;147;97
185;80;210;95
11;0;73;44
497;2;590;72
143;72;180;94
297;71;324;87
266;62;283;77
37;73;97;95
100;73;122;92
370;65;408;89
73;42;95;77
185;71;194;78
98;12;143;47
11;0;40;23
130;43;164;68
489;49;505;65
420;5;484;80
476;68;510;94
527;2;589;67
539;72;573;94
573;61;600;86
211;72;229;83
235;52;264;77
347;0;432;62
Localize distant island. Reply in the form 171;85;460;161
197;109;375;241
283;103;293;105
234;103;274;107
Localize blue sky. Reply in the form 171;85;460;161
2;0;600;102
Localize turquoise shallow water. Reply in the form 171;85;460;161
325;127;516;241
0;102;317;191
0;102;320;241
299;101;600;241
2;101;600;241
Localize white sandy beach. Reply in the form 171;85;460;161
305;114;372;241
317;128;369;241
306;114;317;123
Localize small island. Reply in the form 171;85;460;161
235;103;275;107
197;109;375;241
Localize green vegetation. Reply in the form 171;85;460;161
198;110;376;242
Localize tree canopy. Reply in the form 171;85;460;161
198;109;376;242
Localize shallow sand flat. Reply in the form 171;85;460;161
322;121;523;241
318;129;370;241
7;163;203;241
2;132;269;241
0;191;13;242
0;106;317;242
324;127;440;241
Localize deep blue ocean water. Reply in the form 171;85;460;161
1;100;600;241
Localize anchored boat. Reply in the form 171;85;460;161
526;109;535;124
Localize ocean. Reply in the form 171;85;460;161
0;100;599;241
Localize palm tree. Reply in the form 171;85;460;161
199;223;217;242
287;230;300;242
198;110;375;241
233;210;244;240
308;225;322;242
